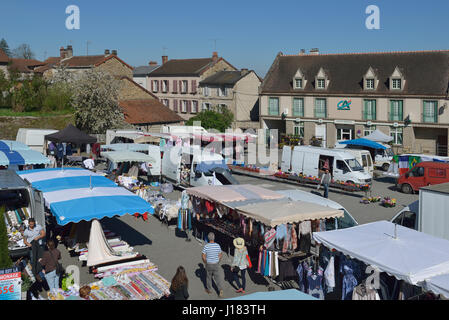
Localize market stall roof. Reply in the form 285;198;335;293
363;129;393;143
186;184;284;203
30;175;117;193
339;138;386;150
0;140;31;151
228;289;318;300
423;273;449;299
18;167;104;183
133;135;160;144
44;124;97;145
0;149;50;166
313;220;449;285
101;151;156;163
100;143;151;152
235;199;343;227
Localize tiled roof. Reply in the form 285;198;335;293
119;99;184;125
199;70;249;86
8;58;45;73
0;48;8;63
261;50;449;96
133;65;160;77
149;58;215;76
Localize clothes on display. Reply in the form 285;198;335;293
352;282;380;300
3;207;31;250
342;265;358;300
177;209;192;231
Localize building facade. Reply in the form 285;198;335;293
199;69;261;130
133;61;159;90
260;50;449;155
147;52;237;121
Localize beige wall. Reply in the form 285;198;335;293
119;79;156;101
201;59;237;79
97;58;133;78
234;72;260;123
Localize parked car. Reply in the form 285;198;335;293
396;162;449;193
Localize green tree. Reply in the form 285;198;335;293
72;69;126;133
0;38;11;57
0;206;13;269
185;106;234;132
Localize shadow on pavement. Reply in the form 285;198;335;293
195;263;219;294
101;217;153;246
221;264;239;290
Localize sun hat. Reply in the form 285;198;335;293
233;237;245;249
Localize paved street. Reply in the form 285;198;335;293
56;170;418;300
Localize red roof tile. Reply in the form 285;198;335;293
9;58;45;73
0;48;8;63
119;99;184;125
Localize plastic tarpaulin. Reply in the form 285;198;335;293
228;289;317;300
424;273;449;299
101;151;156;164
195;160;229;173
339;138;386;150
100;143;151;152
186;184;284;203
87;219;138;267
0;149;50;166
31;176;117;193
18;168;103;183
363;129;393;143
0;140;31;151
235;199;343;227
313;220;449;285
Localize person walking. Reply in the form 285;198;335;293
38;240;61;290
202;232;224;297
231;238;250;293
22;218;46;280
318;169;332;199
170;266;189;300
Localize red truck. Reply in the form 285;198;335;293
396;162;449;193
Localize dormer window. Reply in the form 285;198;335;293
293;68;307;90
315;67;329;90
390;66;405;91
365;78;375;90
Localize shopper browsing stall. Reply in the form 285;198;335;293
170;266;190;300
202;232;224;297
231;238;250;293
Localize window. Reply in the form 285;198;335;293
293;122;304;137
181;100;187;113
152;80;159;93
314;98;327;118
390;127;403;145
181;80;188;93
162;80;168;93
390;100;403;121
337;128;353;140
218;87;227;97
292;98;304;117
317;78;325;89
269;97;279;116
392;211;416;230
363;100;376;120
336;160;350;172
191;101;198;113
423;100;438;123
365;78;375;90
364;125;376;136
202;102;211;111
392;78;402;90
409;166;424;177
204;86;210;97
294;78;303;89
162;99;169;107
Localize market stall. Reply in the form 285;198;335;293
423;273;449;299
228;288;317;300
0;140;50;169
385;154;449;177
100;144;151;152
312;220;449;300
185;184;347;292
101;150;157;182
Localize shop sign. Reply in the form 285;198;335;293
337;99;352;110
0;267;21;300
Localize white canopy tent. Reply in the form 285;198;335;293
313;220;449;286
423;273;449;299
363;129;393;143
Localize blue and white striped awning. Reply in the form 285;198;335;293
0;149;50;166
0;140;31;151
17;168;153;225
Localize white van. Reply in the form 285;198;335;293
373;144;394;171
162;146;238;187
281;145;372;185
341;149;374;175
160;125;207;135
16;128;58;153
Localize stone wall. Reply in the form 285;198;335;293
97;57;133;78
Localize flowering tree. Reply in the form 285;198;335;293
72;69;126;133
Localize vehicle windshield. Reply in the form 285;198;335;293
385;148;394;157
345;159;364;171
326;209;358;230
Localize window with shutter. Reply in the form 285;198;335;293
173;80;177;93
191;80;196;93
185;81;188;93
174;100;178;112
187;101;191;113
166;80;169;92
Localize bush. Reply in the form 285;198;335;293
0;206;13;269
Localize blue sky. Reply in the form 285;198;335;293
0;0;447;77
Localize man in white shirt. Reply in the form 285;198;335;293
83;156;95;170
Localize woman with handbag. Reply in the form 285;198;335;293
38;240;62;290
231;238;251;293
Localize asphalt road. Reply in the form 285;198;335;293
55;168;418;300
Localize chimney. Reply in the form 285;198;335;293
240;68;249;76
212;51;218;62
149;61;158;66
105;49;110;55
60;46;65;59
111;50;117;56
299;49;306;55
162;55;168;65
310;48;320;55
66;45;73;58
